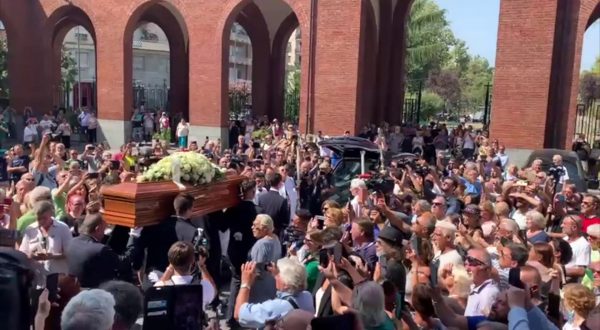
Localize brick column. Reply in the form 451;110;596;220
308;0;364;135
491;0;581;150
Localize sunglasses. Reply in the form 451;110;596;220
465;256;488;267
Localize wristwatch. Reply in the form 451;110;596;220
240;283;251;290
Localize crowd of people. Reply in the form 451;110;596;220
0;112;599;330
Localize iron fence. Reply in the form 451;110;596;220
133;84;169;110
575;100;600;143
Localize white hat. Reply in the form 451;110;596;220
350;178;367;190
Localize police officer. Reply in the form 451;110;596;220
126;192;199;288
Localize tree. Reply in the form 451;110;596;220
0;39;8;99
460;56;494;114
228;82;251;119
426;69;461;111
61;46;78;87
448;39;471;76
406;0;454;92
579;72;600;104
284;67;300;123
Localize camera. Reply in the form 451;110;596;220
193;228;209;258
547;165;565;183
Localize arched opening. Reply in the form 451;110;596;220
575;9;600;148
283;27;301;123
401;0;498;128
45;5;97;144
222;0;302;146
124;2;189;143
60;26;96;112
228;22;253;121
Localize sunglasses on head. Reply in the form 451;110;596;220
465;256;488;267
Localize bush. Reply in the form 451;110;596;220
420;90;445;121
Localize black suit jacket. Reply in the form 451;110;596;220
312;273;334;317
224;201;261;272
126;217;197;273
66;234;124;288
257;190;290;232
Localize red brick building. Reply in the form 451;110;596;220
0;0;598;149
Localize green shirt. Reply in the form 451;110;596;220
305;259;319;292
367;316;396;330
52;189;67;220
17;211;36;233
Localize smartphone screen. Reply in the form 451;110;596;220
88;172;99;179
172;285;204;330
315;215;326;229
46;273;59;302
319;249;329;267
333;243;342;264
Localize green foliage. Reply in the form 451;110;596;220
252;127;271;140
420;90;445;120
406;0;454;92
229;82;251;118
460;56;494;114
0;39;8;98
406;0;494;117
426;69;461;110
61;46;78;87
284;67;300;123
579;72;600;104
152;128;172;142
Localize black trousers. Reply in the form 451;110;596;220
87;128;97;143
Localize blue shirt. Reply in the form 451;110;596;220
508;306;559;330
460;177;482;196
238;291;315;329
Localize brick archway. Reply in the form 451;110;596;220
356;0;379;129
220;0;304;129
123;1;189;122
45;5;97;112
235;2;271;119
270;13;300;122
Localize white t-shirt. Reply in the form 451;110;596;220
463;132;475;149
511;209;528;230
39;119;55;135
564;236;591;268
24;125;37;142
434;249;464;273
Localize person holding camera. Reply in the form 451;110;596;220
154;241;217;309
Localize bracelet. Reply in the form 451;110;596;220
240;283;251;290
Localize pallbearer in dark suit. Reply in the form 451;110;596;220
257;173;290;235
66;213;130;288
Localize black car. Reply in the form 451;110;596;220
525;149;597;192
318;137;383;203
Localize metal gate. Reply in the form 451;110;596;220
575;100;600;143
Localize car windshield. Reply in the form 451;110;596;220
330;158;379;203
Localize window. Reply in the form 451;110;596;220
133;56;145;70
77;52;89;68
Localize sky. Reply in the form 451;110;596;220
436;0;600;71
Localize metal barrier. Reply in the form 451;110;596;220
575;100;600;142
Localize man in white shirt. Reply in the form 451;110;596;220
562;215;591;282
154;241;217;309
19;200;72;274
78;109;90;134
551;154;570;186
464;248;500;317
39;114;56;136
432;221;464;271
349;179;367;219
278;164;298;220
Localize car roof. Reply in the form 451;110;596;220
318;137;381;155
526;149;580;162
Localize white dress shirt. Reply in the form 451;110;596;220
19;219;72;274
155;274;216;308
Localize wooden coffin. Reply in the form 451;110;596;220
101;175;244;227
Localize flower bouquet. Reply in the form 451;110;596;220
137;152;225;186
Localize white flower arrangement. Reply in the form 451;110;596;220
137;152;225;185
